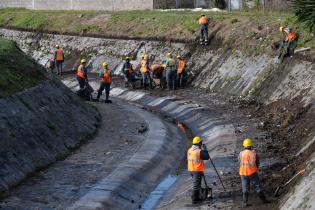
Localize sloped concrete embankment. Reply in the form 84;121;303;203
2;28;315;208
0;79;100;195
62;78;186;210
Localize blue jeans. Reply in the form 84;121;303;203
142;72;151;88
200;24;208;42
166;70;176;90
241;172;261;193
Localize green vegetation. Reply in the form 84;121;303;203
0;38;46;97
0;8;314;57
292;0;315;33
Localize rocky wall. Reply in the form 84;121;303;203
0;79;100;194
0;29;314;107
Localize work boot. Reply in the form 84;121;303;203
191;190;202;204
258;192;271;204
242;192;249;208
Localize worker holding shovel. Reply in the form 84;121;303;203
239;138;270;207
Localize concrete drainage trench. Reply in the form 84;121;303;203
61;76;239;210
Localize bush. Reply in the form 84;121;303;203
291;0;315;33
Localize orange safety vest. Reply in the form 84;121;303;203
77;65;86;79
56;48;64;61
101;68;113;83
239;150;258;176
287;31;298;41
177;59;186;74
187;147;205;172
199;17;209;25
140;59;149;73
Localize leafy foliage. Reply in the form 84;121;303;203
291;0;315;33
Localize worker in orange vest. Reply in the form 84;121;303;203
140;54;152;89
187;136;210;204
198;14;209;45
54;45;64;75
77;59;88;89
97;62;113;103
176;55;186;88
279;26;299;56
239;138;270;207
122;57;135;88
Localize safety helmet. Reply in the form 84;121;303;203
279;26;284;32
243;138;253;148
192;136;202;144
81;59;87;64
125;56;130;61
177;55;182;59
144;54;149;59
55;45;59;48
102;62;108;67
167;53;172;58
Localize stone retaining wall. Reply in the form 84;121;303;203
0;79;100;194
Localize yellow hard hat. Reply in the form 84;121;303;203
102;62;108;67
192;136;202;144
144;54;149;59
81;59;87;64
243;138;253;148
177;55;181;59
279;26;284;32
125;56;130;60
167;53;172;58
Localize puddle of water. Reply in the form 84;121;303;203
141;175;178;210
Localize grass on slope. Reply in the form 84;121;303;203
0;38;46;97
0;8;314;58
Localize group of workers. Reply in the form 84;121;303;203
122;52;187;90
188;137;270;207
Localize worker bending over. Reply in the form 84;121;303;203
97;62;113;103
187;136;210;204
239;138;270;207
176;55;186;88
198;15;209;45
54;45;64;75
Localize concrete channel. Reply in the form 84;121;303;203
62;77;238;209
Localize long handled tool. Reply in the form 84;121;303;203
274;169;305;197
209;156;227;192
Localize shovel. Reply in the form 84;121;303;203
274;169;305;197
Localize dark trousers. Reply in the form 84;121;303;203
77;76;86;89
177;72;185;88
166;70;176;90
200;25;208;42
241;172;261;193
142;72;151;89
191;172;203;191
97;82;111;100
55;60;63;74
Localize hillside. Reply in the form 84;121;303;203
0;37;46;97
0;8;314;59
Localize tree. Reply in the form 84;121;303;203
291;0;315;33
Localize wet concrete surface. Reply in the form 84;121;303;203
0;102;147;209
